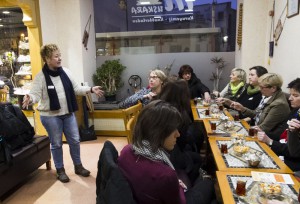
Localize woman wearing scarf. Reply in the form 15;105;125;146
118;100;216;204
22;44;104;183
217;66;268;122
256;78;300;171
231;73;290;140
217;68;247;100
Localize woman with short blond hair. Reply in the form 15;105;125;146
231;73;290;140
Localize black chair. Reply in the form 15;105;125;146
96;140;136;204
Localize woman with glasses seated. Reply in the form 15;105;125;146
256;78;300;171
118;100;217;204
119;69;167;108
178;65;211;102
231;73;290;141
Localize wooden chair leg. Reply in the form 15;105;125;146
46;160;51;170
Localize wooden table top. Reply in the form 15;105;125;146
216;171;300;204
209;137;293;174
203;118;250;136
192;106;234;122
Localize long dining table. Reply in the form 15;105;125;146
216;171;300;204
190;100;298;203
209;136;293;174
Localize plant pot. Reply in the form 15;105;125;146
105;94;116;101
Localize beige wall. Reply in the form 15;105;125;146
39;0;96;86
236;0;300;92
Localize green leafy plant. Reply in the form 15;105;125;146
210;56;226;91
92;59;126;96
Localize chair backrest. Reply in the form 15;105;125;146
123;102;142;143
96;140;136;204
126;116;137;144
0;85;9;102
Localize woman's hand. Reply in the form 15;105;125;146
143;92;156;100
257;131;272;144
204;92;211;103
91;86;104;97
287;119;300;132
230;102;244;111
22;94;31;109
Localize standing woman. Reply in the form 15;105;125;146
178;65;211;102
22;44;104;183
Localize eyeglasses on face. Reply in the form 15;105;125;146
148;76;159;80
259;85;272;89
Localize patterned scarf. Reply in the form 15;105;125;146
254;96;271;125
132;140;175;170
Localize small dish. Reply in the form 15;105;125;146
258;182;282;196
233;145;249;156
244;152;261;167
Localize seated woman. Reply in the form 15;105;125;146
118;100;216;204
217;66;268;122
232;73;290;140
119;69;167;108
257;78;300;171
216;68;247;101
158;79;204;183
178;65;211;102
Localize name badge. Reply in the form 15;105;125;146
248;97;253;100
48;85;55;89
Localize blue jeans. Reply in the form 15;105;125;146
40;113;81;169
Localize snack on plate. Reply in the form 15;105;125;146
259;182;282;195
233;145;249;154
202;101;210;107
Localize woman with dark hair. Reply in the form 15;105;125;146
178;65;211;102
257;78;300;171
158;80;204;183
118;100;216;204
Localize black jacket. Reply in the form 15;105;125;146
188;73;210;99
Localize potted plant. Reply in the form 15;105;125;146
210;56;227;92
92;59;126;100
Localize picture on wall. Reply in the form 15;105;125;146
287;0;299;18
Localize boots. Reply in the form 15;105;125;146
75;164;90;177
56;167;70;183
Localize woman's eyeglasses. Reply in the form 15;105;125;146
148;76;159;80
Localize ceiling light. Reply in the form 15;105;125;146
185;9;193;12
154;16;162;19
3;11;10;14
185;0;195;1
0;24;3;27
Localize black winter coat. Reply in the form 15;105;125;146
187;73;210;99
